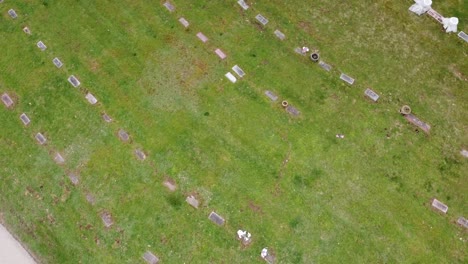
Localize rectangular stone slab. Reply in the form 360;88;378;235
458;31;468;43
20;113;30;125
214;49;226;59
1;93;13;108
118;129;130;142
237;0;249;10
340;73;355;85
232;65;245;78
178;17;189;28
52;58;63;68
364;88;379;102
100;211;114;227
196;32;208;43
102;113;112;123
274;30;285;40
85;93;98;105
286;105;300;116
143;251;159;264
37;41;47;51
135;149;146;160
461;149;468;158
294;47;306;56
68;75;81;87
318;61;332;71
163;1;175;12
404;114;431;133
427;8;444;24
457;217;468;229
264;90;278;101
208;211;225;226
225;72;237;83
255;14;269;25
54;153;65;164
68;173;79;185
23;27;31;35
8;9;17;19
35;133;47;145
163;179;176;191
186;195;199;209
431;198;448;213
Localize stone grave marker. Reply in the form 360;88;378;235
286;105;300;116
52;58;63;68
163;1;175;12
274;29;285;40
35;133;47;145
68;75;81;87
457;217;468;229
37;41;47;51
431;198;448;213
237;0;249;10
256;14;269;26
68;172;79;185
427;8;444;24
100;211;114;227
294;47;306;56
178;17;189;28
163;178;176;191
102;113;112;123
1;93;14;108
85;93;98;105
232;65;245;78
215;48;227;59
458;31;468;43
208;211;225;226
118;129;130;142
225;72;237;83
54;152;65;164
186;195;199;209
318;61;332;71
264;90;278;101
23;27;31;35
460;149;468;158
20;113;30;125
143;251;159;264
135;149;146;160
364;88;379;102
86;193;95;205
340;73;355;85
261;248;276;264
8;9;17;19
196;32;208;43
404;114;431;133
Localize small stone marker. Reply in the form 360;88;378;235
460;149;468;158
102;113;112;123
85;193;95;205
208;211;225;226
318;61;332;71
364;88;379;102
431;198;448;213
8;9;17;19
427;8;444;24
52;58;63;68
23;27;31;35
458;31;468;43
294;47;306;56
237;0;249;10
340;73;355;85
163;1;175;12
36;41;47;51
215;49;227;59
68;172;79;185
85;93;98;105
100;211;114;227
19;113;30;125
143;251;159;264
274;30;285;40
232;65;245;78
135;149;146;160
457;217;468;228
1;93;14;108
225;72;237;83
163;178;176;191
286;105;300;116
118;129;130;142
255;14;269;26
261;248;276;264
178;17;189;28
186;195;199;208
35;133;47;145
404;114;431;133
68;75;81;87
196;32;208;43
264;90;278;101
54;153;65;164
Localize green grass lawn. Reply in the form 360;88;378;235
0;0;467;263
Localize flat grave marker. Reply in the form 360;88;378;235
68;172;79;185
163;1;175;12
135;149;146;160
196;32;208;43
163;178;177;191
35;133;47;145
85;93;98;105
431;198;448;213
225;72;237;83
178;17;189;28
340;73;355;85
404;114;431;133
264;90;278;101
186;195;199;209
54;153;65;164
23;27;31;35
364;88;379;102
427;8;444;24
256;14;269;26
286;105;300;116
102;113;112;123
274;30;285;40
208;211;225;226
19;113;30;125
232;65;245;78
118;129;130;142
100;211;114;227
461;149;468;158
457;217;468;229
237;0;249;10
215;48;227;59
458;31;468;43
86;193;95;205
52;58;63;68
8;9;17;19
68;75;81;87
294;47;306;56
1;93;14;108
318;61;332;71
36;41;47;51
143;251;160;264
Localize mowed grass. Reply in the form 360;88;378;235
0;0;467;263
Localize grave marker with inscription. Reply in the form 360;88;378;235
208;211;225;226
68;172;79;185
54;153;65;164
404;114;431;133
102;113;112;123
457;217;468;229
20;113;30;125
225;72;237;83
431;198;448;213
68;75;81;87
100;211;114;227
178;17;189;28
53;58;63;68
196;32;208;43
85;93;98;105
264;90;278;101
215;48;227;59
318;61;332;71
135;149;146;160
37;41;47;51
256;14;269;26
364;88;379;102
118;129;130;142
274;30;285;40
286;105;300;116
163;1;175;12
8;9;17;19
1;93;14;108
232;65;245;78
340;73;355;85
186;195;199;208
143;251;160;264
237;0;249;10
458;31;468;43
35;133;47;145
23;27;31;35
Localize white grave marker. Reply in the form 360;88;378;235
232;65;245;77
274;30;285;40
135;149;146;160
163;1;175;12
23;27;31;35
178;17;189;28
102;113;112;123
458;31;468;43
143;251;160;264
340;73;355;85
431;198;448;213
19;113;30;125
37;41;47;51
237;0;249;10
215;48;226;59
118;129;130;142
54;153;65;164
8;9;17;19
35;133;47;145
225;72;237;83
186;195;199;208
318;61;332;71
208;211;225;226
1;93;14;108
457;217;468;228
265;90;278;101
256;14;269;26
461;149;468;158
52;58;63;68
196;32;208;43
68;75;81;87
364;88;379;102
85;93;98;105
